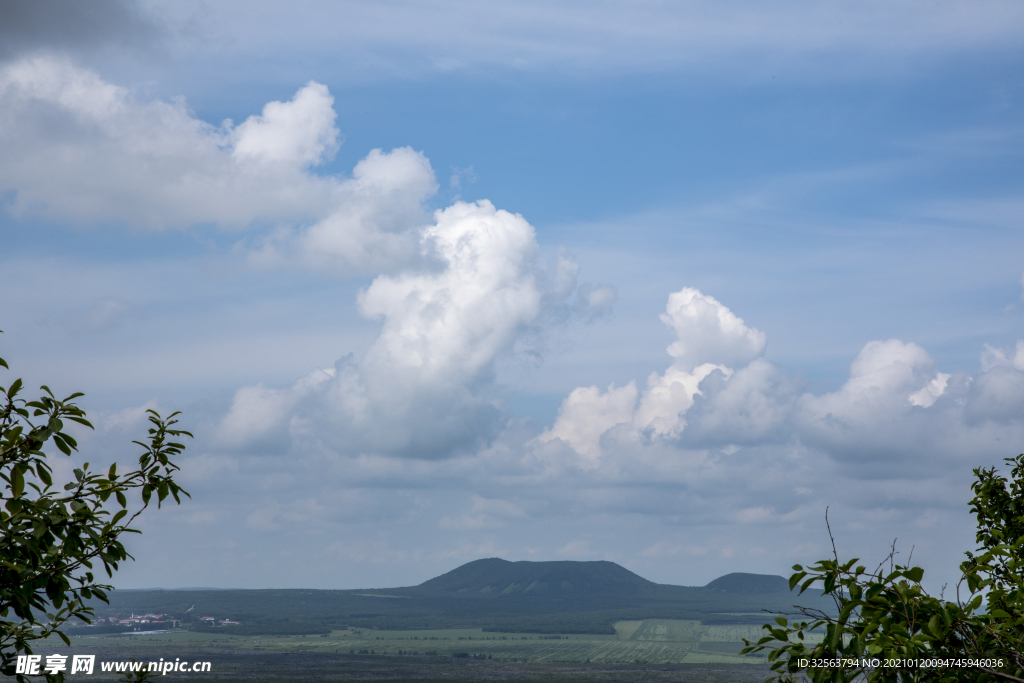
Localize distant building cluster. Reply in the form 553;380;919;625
75;613;244;630
94;613;175;627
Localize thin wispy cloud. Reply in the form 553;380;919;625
152;0;1024;80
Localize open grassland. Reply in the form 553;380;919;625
31;624;779;682
21;650;773;682
56;619;822;668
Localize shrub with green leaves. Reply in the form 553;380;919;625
0;336;190;682
743;455;1024;682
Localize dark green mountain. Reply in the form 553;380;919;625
417;558;656;595
84;559;832;635
704;572;791;594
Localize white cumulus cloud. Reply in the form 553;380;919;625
967;341;1024;425
798;339;947;430
539;383;637;462
660;287;766;373
537;287;1024;478
217;200;603;459
0;57;437;275
541;286;768;453
231;82;339;166
0;57;337;228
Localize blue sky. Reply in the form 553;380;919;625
1;0;1023;590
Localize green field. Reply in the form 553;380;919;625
64;619;822;666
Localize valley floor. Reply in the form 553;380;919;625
31;621;804;681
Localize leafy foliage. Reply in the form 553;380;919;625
742;454;1024;682
0;337;190;682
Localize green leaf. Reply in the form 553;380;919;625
59;431;78;449
53;433;72;455
904;566;924;583
926;615;941;638
12;466;24;498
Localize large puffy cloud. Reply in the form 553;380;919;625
966;341;1024;425
541;287;770;448
231;84;339;166
245;147;438;275
0;57;435;274
680;358;798;446
358;200;542;387
540;287;1024;475
660;288;766;372
801;339;946;421
540;383;638;463
633;288;767;438
217;200;595;459
0;57;334;227
794;340;963;463
634;288;766;439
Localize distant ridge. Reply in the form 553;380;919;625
417;558;656;596
704;572;791;594
117;587;237;591
91;558;835;635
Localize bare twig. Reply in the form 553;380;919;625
825;507;838;562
